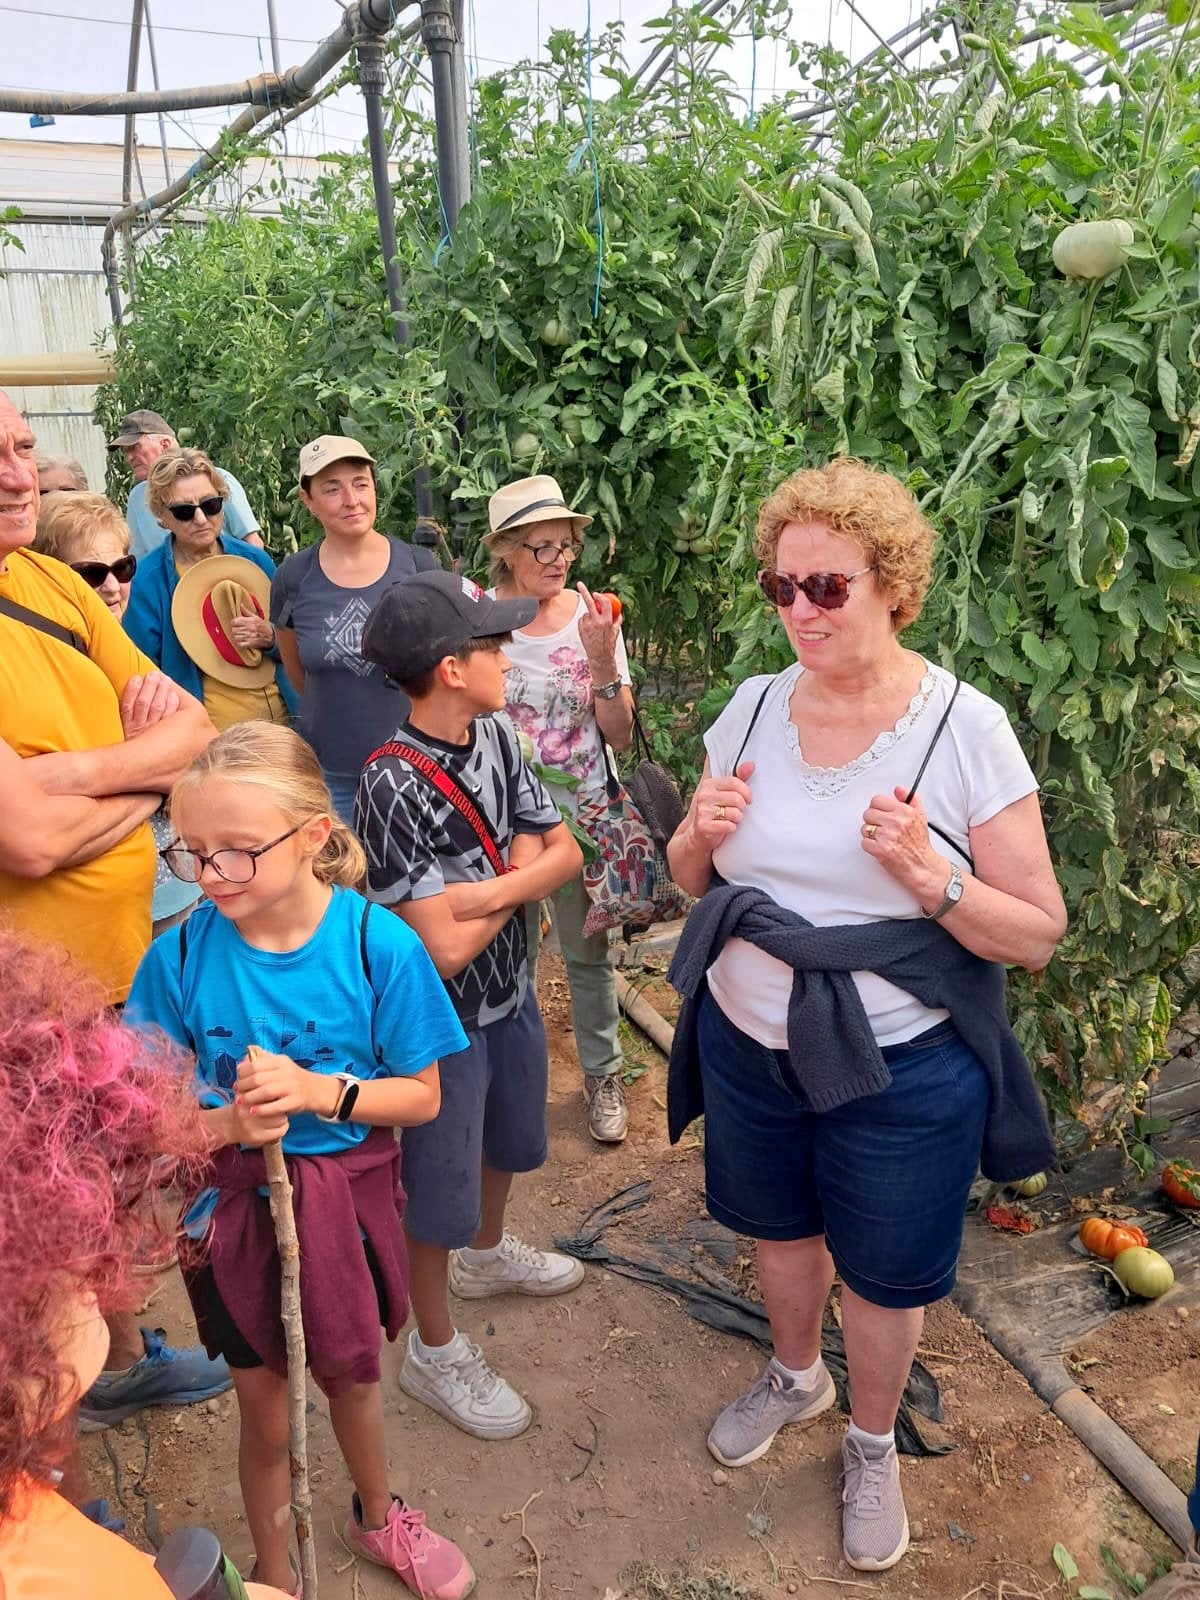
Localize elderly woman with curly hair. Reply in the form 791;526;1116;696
0;932;289;1597
667;459;1066;1573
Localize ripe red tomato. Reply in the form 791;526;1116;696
1163;1161;1200;1209
597;591;623;625
1078;1217;1149;1259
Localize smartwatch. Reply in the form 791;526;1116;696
316;1071;361;1124
922;862;965;921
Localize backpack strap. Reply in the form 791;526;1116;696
729;680;775;776
904;677;974;871
366;739;511;878
0;595;87;655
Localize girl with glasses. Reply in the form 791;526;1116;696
34;491;201;939
483;474;636;1145
127;722;476;1600
124;448;295;734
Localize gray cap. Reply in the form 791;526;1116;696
107;409;173;448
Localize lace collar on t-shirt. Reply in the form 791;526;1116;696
780;661;938;798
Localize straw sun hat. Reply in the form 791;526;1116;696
483;475;592;545
171;556;276;689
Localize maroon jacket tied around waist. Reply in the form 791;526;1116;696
196;1125;408;1395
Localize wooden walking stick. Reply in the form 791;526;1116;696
246;1045;319;1599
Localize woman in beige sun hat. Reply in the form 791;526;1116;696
124;448;296;732
484;474;636;1146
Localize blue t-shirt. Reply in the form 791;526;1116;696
126;466;260;559
126;885;467;1156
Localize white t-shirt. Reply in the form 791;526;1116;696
703;661;1038;1048
498;592;632;812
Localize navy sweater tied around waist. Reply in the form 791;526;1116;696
666;882;1054;1183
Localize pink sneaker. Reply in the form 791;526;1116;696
343;1494;476;1600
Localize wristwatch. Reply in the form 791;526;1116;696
316;1071;361;1124
592;679;623;700
922;862;965;921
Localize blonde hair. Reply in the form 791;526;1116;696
755;458;935;632
34;493;131;563
146;448;229;522
171;724;366;888
34;450;89;492
484;529;525;587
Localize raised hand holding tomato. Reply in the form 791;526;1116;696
576;581;622;679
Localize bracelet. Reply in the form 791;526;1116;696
592;679;622;701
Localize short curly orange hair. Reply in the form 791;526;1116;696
755;459;936;632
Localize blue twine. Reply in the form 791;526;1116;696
584;0;604;317
748;0;758;128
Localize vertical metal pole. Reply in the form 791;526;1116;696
358;38;437;535
266;0;283;75
120;0;145;296
422;0;463;230
450;0;472;210
141;0;173;188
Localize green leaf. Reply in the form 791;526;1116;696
1158;181;1195;245
1053;1543;1080;1582
1145;526;1192;568
1078;1588;1115;1600
1104;394;1156;497
1090;327;1150;366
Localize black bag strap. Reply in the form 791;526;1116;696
0;594;87;655
630;699;654;765
729;680;775;776
903;677;974;871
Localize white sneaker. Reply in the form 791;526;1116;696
449;1233;585;1300
399;1330;531;1440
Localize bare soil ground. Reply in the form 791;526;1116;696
84;958;1184;1599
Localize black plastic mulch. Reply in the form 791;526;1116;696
555;1181;949;1457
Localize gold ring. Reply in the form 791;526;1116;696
863;822;878;840
714;804;727;823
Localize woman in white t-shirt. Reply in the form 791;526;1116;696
667;459;1066;1574
484;475;634;1144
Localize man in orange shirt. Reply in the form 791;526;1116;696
0;389;227;1425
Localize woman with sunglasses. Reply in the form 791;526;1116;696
124;448;295;734
35;491;202;938
667;459;1065;1573
483;474;635;1145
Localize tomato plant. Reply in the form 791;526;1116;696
98;1;1200;1147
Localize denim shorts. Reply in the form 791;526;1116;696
697;988;990;1309
401;985;549;1248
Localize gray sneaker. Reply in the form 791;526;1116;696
841;1435;909;1571
584;1073;628;1143
707;1357;836;1468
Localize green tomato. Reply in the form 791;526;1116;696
672;537;691;553
689;538;714;557
511;431;540;463
559;406;585;445
1011;1172;1048;1198
1112;1246;1174;1299
541;318;571;347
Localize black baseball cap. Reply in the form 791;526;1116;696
362;569;536;681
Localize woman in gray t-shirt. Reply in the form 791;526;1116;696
271;435;436;822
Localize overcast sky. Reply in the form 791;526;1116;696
1;0;924;181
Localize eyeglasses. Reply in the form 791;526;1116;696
167;495;224;522
70;554;137;588
757;566;874;611
523;540;579;566
160;822;308;884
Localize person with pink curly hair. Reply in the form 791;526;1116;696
0;929;289;1599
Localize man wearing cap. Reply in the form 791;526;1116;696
356;569;584;1441
0;389;231;1428
108;410;266;559
270;434;439;824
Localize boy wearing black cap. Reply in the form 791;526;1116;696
357;570;585;1440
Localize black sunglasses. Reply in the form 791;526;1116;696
167;494;224;522
757;566;874;611
70;554;138;588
